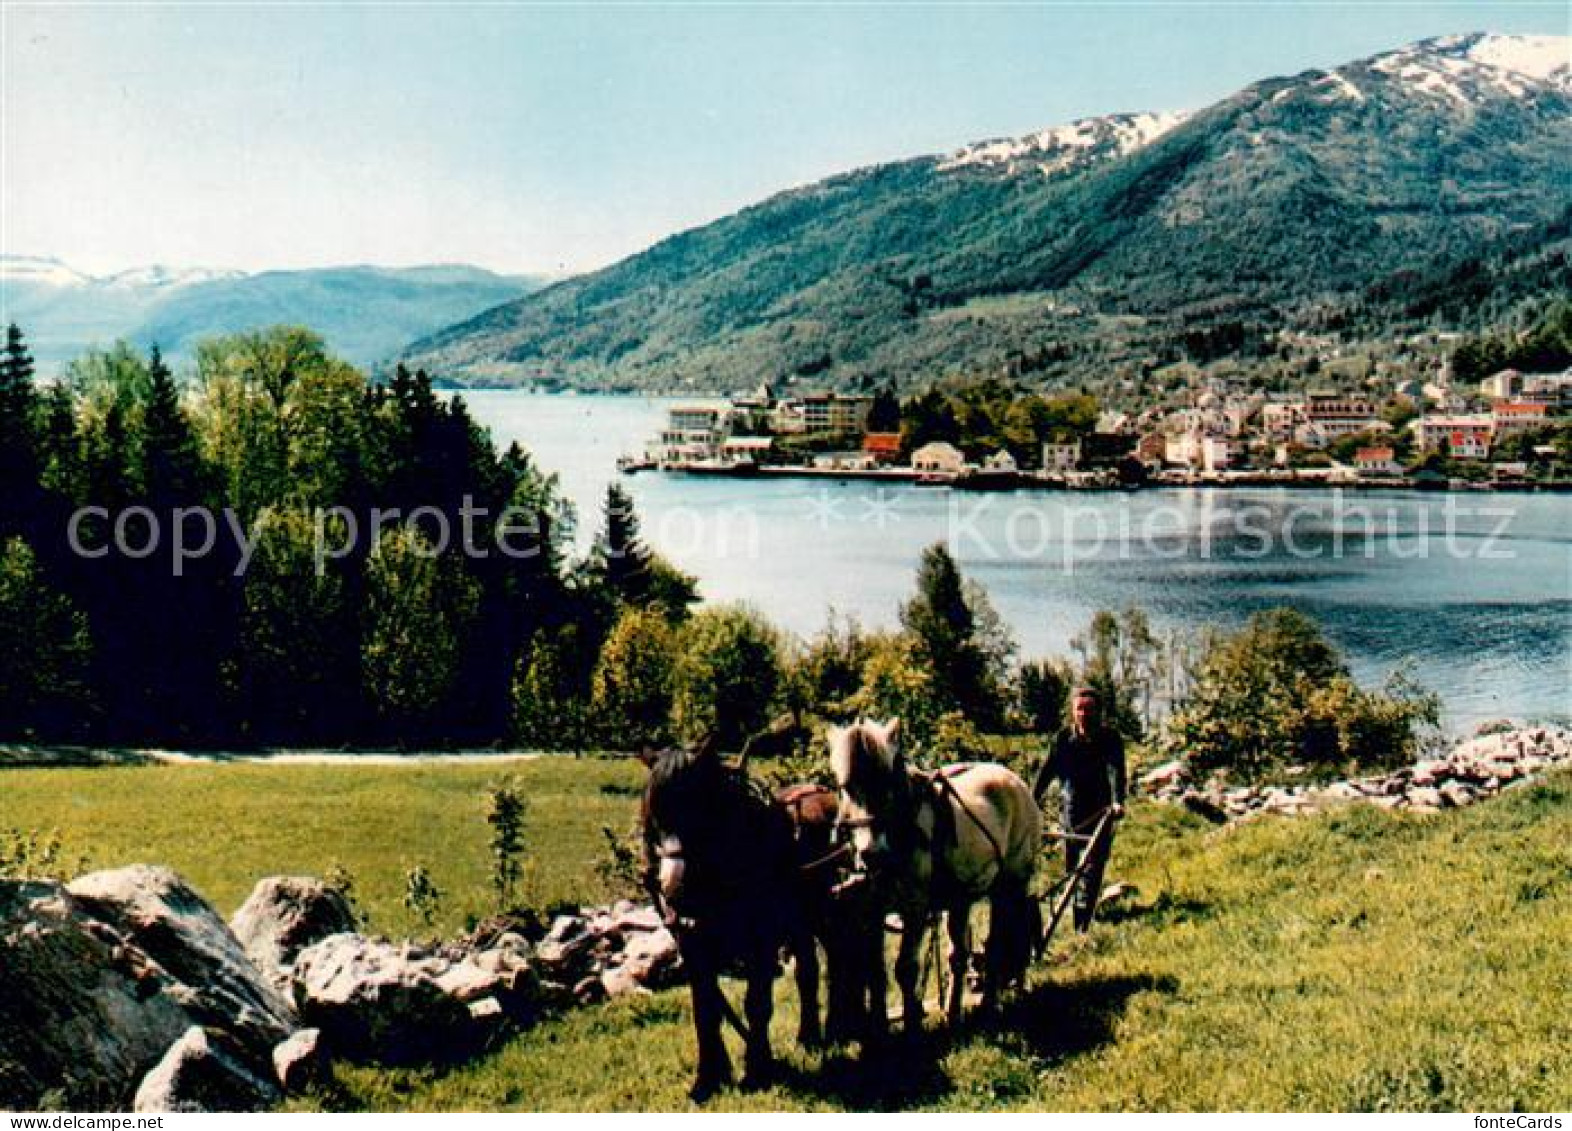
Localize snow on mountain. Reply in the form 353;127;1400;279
0;255;93;288
0;256;241;292
1367;32;1571;104
100;265;244;290
938;110;1191;176
1449;32;1570;83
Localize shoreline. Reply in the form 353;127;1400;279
637;463;1572;493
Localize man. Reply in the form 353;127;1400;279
1032;686;1127;932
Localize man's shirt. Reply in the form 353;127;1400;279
1033;724;1127;820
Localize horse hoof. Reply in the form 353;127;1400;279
797;1025;825;1051
689;1076;728;1105
740;1071;772;1093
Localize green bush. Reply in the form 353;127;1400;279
670;604;783;750
512;625;593;750
590;606;677;749
1016;657;1073;735
1164;608;1439;780
788;613;875;720
845;630;944;751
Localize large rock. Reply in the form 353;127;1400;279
271;1029;326;1094
133;1027;280;1114
0;868;293;1111
0;880;190;1109
291;934;488;1065
67;866;298;1056
230;876;358;995
534;914;602;981
1139;760;1188;790
601;925;682;998
1155;726;1572;825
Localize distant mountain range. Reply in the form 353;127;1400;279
402;32;1572;392
0;257;545;372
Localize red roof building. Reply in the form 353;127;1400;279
861;432;903;463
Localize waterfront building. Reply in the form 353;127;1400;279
1353;446;1402;476
799;393;873;433
1414;414;1494;460
657;405;728;465
1165;432;1232;472
911;441;967;474
862;432;903;464
813;451;878;471
1041;441;1081;472
1491;401;1550;437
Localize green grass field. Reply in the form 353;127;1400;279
3;758;1569;1111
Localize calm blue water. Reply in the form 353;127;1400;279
463;391;1572;733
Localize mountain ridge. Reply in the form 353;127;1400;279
0;257;548;373
402;31;1571;392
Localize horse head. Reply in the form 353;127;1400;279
826;717;907;875
639;741;727;922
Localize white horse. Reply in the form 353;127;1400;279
828;717;1042;1031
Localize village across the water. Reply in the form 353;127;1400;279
630;368;1572;490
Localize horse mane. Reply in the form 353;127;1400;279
645;745;726;828
830;719;900;792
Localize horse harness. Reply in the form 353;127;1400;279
778;783;855;875
837;763;1008;898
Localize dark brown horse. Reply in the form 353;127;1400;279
640;744;821;1102
776;782;886;1045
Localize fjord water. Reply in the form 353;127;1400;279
466;392;1571;733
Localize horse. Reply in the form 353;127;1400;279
827;717;1042;1032
776;781;885;1046
639;742;821;1102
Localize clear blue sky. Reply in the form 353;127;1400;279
2;2;1566;277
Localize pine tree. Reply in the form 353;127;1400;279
0;325;41;535
867;384;902;433
900;543;999;726
139;344;204;505
594;483;654;603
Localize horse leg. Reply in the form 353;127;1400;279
688;969;732;1103
984;876;1032;1009
861;910;890;1043
741;955;776;1090
824;910;868;1045
945;902;972;1027
893;904;927;1035
791;920;824;1049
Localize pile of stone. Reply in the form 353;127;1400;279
1141;725;1572;822
0;866;680;1113
530;901;683;1003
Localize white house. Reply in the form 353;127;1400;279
911;441;967;474
1261;402;1304;440
811;450;876;471
1479;369;1524;400
983;449;1018;473
1164;433;1232;472
1041;441;1081;473
657;405;727;465
1491;401;1550;437
1353;446;1402;476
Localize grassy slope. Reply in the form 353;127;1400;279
2;760;1568;1111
